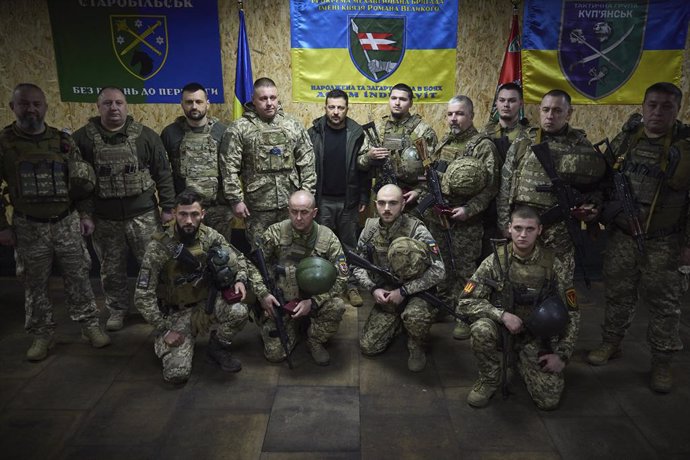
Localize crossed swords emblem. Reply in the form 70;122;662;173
568;25;634;72
115;19;163;56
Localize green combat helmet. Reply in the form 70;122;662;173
525;295;569;338
441;156;487;198
387;237;430;281
296;256;337;296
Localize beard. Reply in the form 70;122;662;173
185;109;206;121
176;223;199;245
17;114;44;133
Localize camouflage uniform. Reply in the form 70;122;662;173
0;122;100;337
458;242;580;410
73;116;175;316
352;214;445;355
249;221;347;361
161;116;234;240
357;114;437;196
497;125;605;286
481;118;531;166
219;106;316;248
134;223;249;383
599;117;690;359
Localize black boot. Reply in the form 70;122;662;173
207;331;242;373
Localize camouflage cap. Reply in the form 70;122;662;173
387;236;430;281
440;156;487;198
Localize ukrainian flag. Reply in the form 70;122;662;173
233;8;253;120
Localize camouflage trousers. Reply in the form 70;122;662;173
257;297;346;362
541;222;575;287
14;211;99;337
470;318;564;410
245;208;289;251
427;219;482;308
203;204;235;243
360;296;434;355
317;196;360;289
601;229;683;354
92;210;160;314
154;297;248;382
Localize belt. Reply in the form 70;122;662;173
13;208;72;224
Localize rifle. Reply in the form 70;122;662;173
414;137;456;270
344;247;468;322
531;142;591;288
363;121;397;192
252;244;294;369
492;135;511;166
489;238;514;399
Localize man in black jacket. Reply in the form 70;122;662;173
308;89;369;306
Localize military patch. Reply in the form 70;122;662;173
463;281;476;295
427;241;439;255
337;255;349;276
137;268;151;289
565;288;578;310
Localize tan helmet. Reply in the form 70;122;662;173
387;237;431;281
440;156;488;198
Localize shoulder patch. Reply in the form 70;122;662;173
565;288;578;310
463;281;476;295
337;255;349;276
427;241;439;255
137;268;151;290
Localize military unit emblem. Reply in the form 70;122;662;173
348;16;405;82
110;15;169;80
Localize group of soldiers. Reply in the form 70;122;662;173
1;77;687;411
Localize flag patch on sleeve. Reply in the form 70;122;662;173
337;255;349;276
427;241;439;255
565;288;578;310
137;268;151;289
463;281;476;294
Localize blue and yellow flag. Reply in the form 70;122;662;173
233;8;254;120
522;0;690;104
290;0;458;103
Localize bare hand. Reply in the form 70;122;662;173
260;294;279;318
572;203;598;222
538;353;565;373
368;147;391;161
232;202;250;219
79;217;95;236
163;330;185;347
450;206;469;221
501;311;523;334
372;288;389;304
385;288;405;306
359;204;367;213
0;228;16;246
403;190;419;205
234;282;247;301
291;299;313;318
160;210;174;224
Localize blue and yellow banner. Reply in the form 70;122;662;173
233;8;254;120
48;0;224;103
290;0;458;103
522;0;690;104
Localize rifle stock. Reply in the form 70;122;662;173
363;121;397;191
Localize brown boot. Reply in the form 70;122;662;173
347;288;364;307
308;339;330;366
586;341;621;366
650;354;673;394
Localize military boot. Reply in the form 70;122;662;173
106;309;127;331
452;320;471;340
586;341;621;366
207;332;242;373
308;339;330;366
81;324;111;348
348;288;364;307
26;336;54;362
467;379;500;408
650;354;673;394
407;340;427;372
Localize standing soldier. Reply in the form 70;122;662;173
497;89;606;287
482;82;530;163
0;83;110;361
352;184;445;372
308;89;369;307
250;190;348;366
220;77;316;249
459;206;579;410
587;82;690;393
161;82;234;241
134;189;249;384
358;83;437;205
73;86;176;332
420;96;500;340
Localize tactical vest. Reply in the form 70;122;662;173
360;215;423;275
273;221;332;299
434;127;478;164
11;134;69;205
513;128;605;209
248;117;297;175
171;119;225;202
383;114;425;184
153;231;209;306
86;121;154;198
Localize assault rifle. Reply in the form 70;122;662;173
489;238;514;399
344;247;468;322
531;142;591;288
414;137;456;270
363;121;397;192
252;245;294;369
492;135;511;166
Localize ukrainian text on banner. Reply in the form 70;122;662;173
522;0;690;104
48;0;224;103
290;0;458;103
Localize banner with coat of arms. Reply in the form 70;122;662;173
48;0;224;103
522;0;690;104
290;0;458;103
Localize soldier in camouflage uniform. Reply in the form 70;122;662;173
161;82;234;241
134;189;249;384
587;82;690;393
497;89;606;287
419;96;500;340
459;206;580;410
357;83;437;206
0;83;110;361
250;190;347;366
352;184;445;372
220;77;316;249
73;87;176;332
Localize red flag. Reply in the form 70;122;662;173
489;5;522;121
